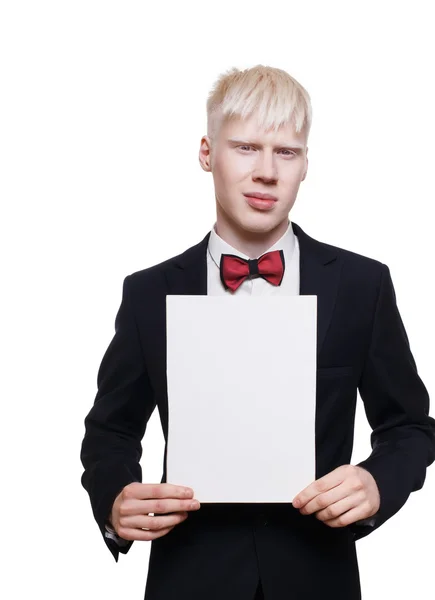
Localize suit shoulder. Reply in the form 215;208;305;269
125;257;175;286
338;245;384;271
121;260;172;297
122;232;210;285
317;237;387;288
121;236;207;291
298;223;386;276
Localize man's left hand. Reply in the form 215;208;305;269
292;465;380;527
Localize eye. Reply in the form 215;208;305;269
238;145;255;151
279;149;296;157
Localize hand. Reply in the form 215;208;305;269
109;482;201;541
292;465;380;527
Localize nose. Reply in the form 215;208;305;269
252;150;278;183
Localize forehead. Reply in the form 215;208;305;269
218;114;306;146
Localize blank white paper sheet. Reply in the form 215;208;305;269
166;295;317;503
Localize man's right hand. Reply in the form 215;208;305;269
109;482;201;541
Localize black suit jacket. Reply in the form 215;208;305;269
81;221;435;600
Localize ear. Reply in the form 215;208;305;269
301;148;308;181
199;136;213;172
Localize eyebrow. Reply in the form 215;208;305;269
227;138;305;151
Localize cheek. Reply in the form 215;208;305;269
281;169;305;191
214;155;247;188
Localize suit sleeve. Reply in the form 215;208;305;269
80;275;157;561
349;263;435;541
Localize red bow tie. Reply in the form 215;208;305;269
220;250;285;292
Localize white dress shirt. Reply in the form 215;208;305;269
105;219;374;545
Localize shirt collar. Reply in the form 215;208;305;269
208;220;296;269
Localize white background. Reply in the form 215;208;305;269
1;1;434;599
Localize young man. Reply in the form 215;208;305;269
80;65;435;600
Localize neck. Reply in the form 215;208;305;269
215;205;290;258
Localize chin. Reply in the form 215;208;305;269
234;212;281;233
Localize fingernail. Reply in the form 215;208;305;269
190;500;200;509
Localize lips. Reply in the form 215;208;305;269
243;192;278;201
244;194;277;211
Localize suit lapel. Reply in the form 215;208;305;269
293;222;342;358
164;221;342;359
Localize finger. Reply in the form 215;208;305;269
293;478;341;510
119;511;189;531
119;497;201;517
116;525;176;542
124;483;194;500
300;482;357;515
314;494;361;522
323;505;370;528
293;465;351;508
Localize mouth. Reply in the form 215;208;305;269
243;192;278;201
243;193;277;211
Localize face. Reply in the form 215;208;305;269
199;114;308;235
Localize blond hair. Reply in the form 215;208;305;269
206;64;312;143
